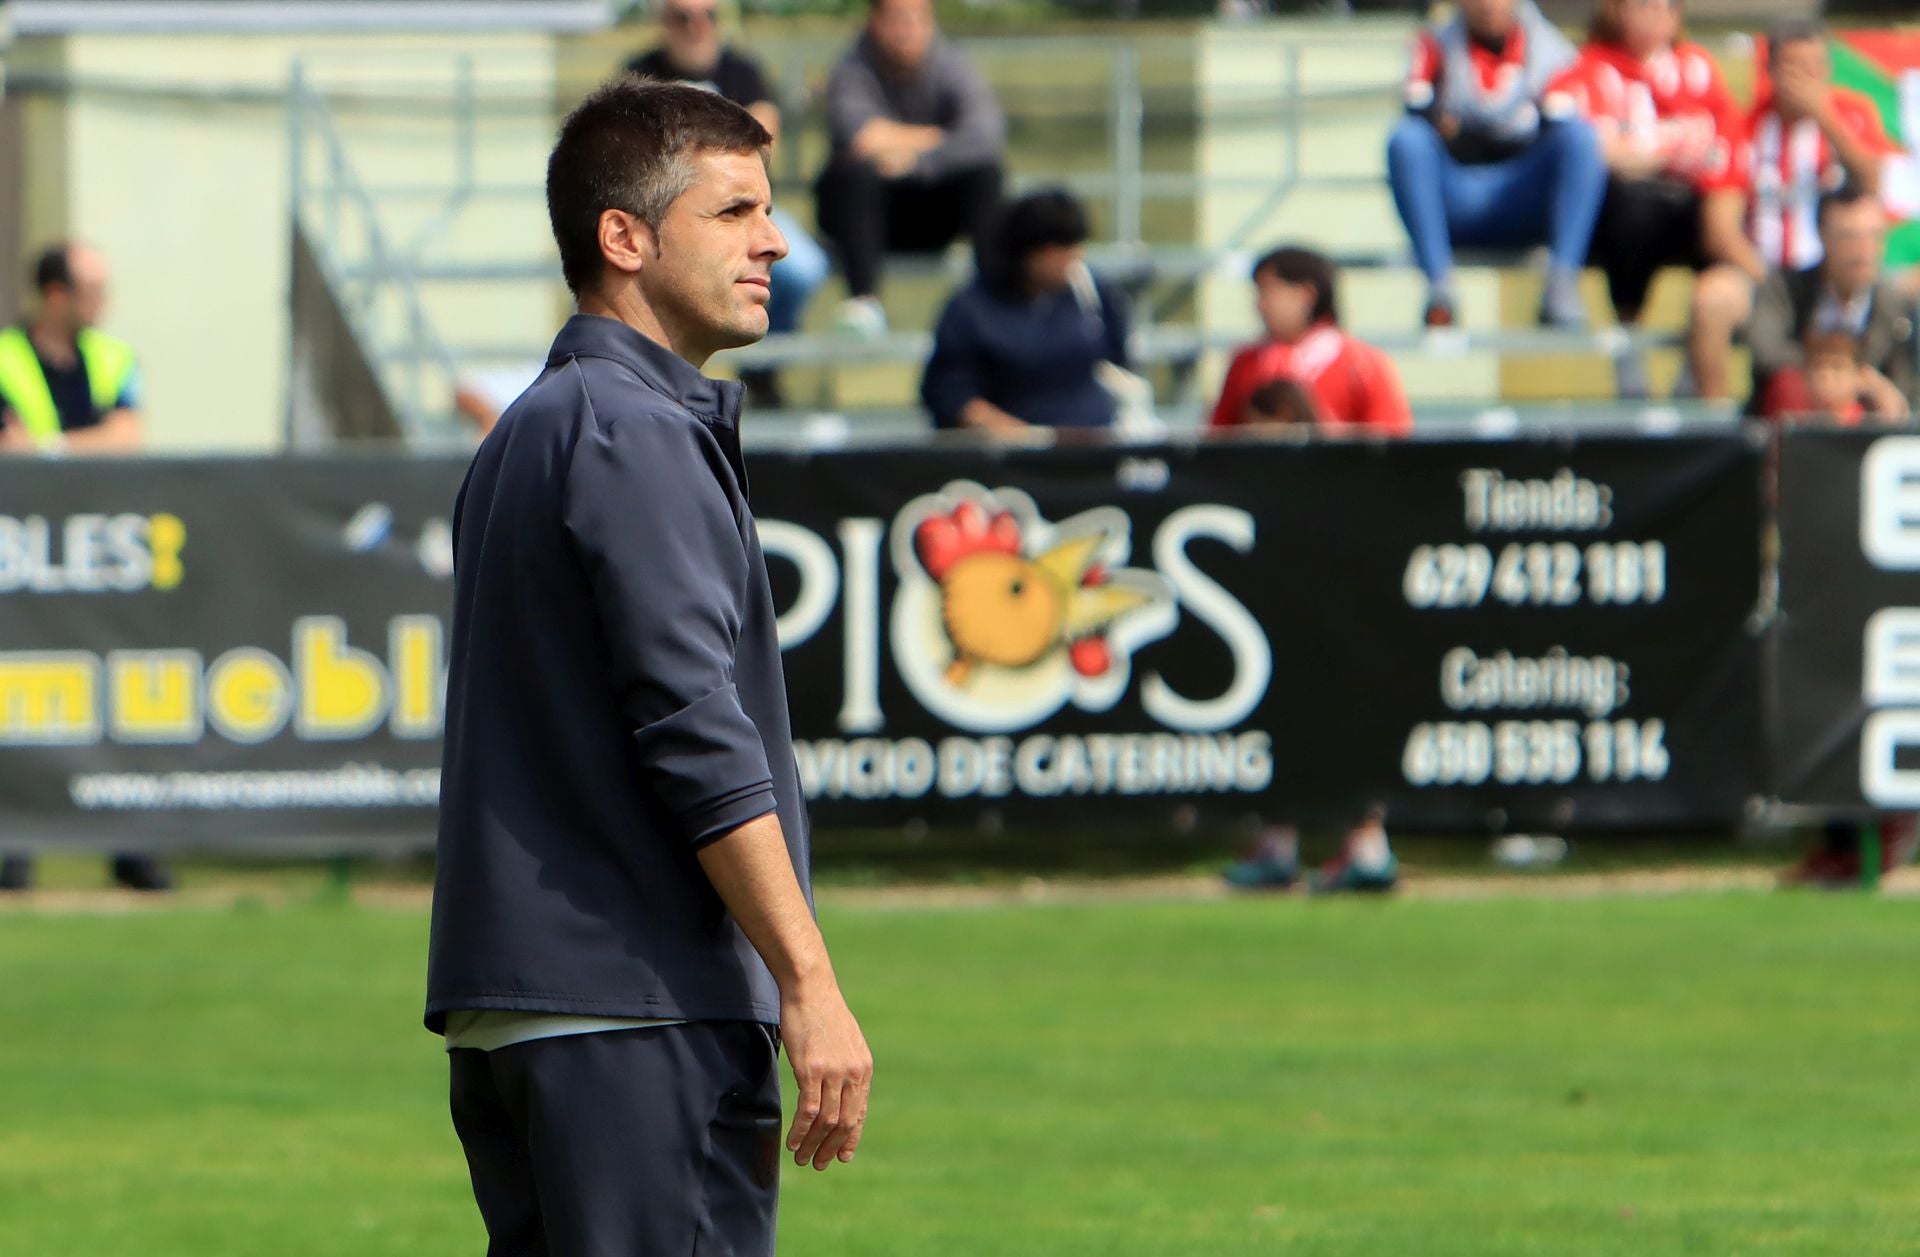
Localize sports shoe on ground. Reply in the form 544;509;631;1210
1223;830;1300;890
1780;817;1917;889
1309;850;1400;895
1221;840;1297;890
109;855;175;893
835;296;889;339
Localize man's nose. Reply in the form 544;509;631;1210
759;215;790;263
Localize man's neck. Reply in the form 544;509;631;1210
664;46;720;78
25;314;77;366
1468;24;1511;54
1826;275;1870;305
578;288;710;370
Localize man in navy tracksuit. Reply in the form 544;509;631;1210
427;79;871;1255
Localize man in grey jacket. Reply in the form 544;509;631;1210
429;79;871;1255
815;0;1005;332
1748;183;1918;415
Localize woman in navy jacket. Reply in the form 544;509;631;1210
920;189;1130;433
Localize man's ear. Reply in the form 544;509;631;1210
597;209;656;280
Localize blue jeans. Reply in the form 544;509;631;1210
768;207;829;335
1385;116;1607;287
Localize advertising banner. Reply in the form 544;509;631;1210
1775;427;1920;811
759;436;1767;832
0;457;464;850
0;436;1767;849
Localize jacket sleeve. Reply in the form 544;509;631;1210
1404;30;1442;116
825;56;886;153
1210;348;1257;428
563;409;777;846
1100;281;1133;370
1747;270;1803;385
918;48;1006;178
1883;291;1920;407
1358;343;1413;436
920;293;991;427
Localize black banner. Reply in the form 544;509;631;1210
0;436;1766;849
759;435;1766;832
0;457;464;850
1775;426;1920;811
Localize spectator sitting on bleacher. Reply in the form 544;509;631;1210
626;0;830;409
815;0;1005;336
919;190;1129;434
1553;0;1753;398
1686;19;1900;403
1386;0;1606;328
1759;328;1908;423
1208;246;1412;435
1747;184;1917;416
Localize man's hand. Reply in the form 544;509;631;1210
1774;63;1832;128
1860;364;1911;420
871;147;920;179
0;419;36;455
852;118;944;178
779;975;873;1171
1604;141;1665;182
693;813;873;1174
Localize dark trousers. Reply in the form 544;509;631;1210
814;159;1003;298
450;1021;782;1257
1591;176;1705;322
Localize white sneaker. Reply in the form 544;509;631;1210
835;296;889;339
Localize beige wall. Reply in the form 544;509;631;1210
19;31;557;451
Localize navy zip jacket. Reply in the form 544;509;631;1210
920;275;1129;430
425;313;810;1033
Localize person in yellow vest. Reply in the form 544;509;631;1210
0;243;169;892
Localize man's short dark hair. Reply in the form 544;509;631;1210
975;189;1089;296
1817;181;1877;228
1252;246;1340;326
1767;17;1825;67
547;77;770;296
32;244;73;295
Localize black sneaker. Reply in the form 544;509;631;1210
110;855;175;893
0;855;32;892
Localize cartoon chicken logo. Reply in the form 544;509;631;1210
890;482;1176;732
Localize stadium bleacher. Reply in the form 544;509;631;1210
280;20;1761;445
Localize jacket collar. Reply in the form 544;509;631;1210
547;313;743;427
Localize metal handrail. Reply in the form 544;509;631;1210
289;60;463;444
284;30;1411;431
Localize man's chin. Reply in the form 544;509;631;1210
714;311;771;350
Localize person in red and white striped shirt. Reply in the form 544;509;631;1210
1551;0;1757;398
1686;19;1897;401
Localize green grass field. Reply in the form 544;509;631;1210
2;889;1915;1255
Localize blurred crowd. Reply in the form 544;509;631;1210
6;0;1920;892
13;0;1920;453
